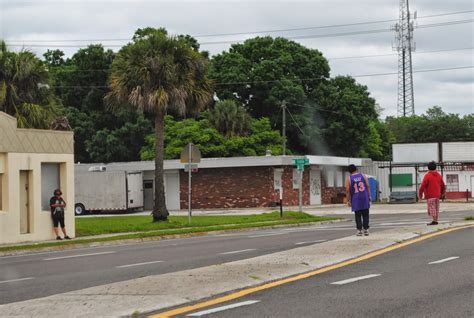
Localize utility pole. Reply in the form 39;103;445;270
393;0;416;116
282;101;286;155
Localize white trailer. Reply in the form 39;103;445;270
74;170;144;215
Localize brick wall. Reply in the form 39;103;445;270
321;171;347;204
180;166;311;209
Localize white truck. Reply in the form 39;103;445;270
74;170;144;215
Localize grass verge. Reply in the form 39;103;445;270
465;216;474;221
0;212;339;253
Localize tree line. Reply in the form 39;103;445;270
2;30;472;163
1;28;472;220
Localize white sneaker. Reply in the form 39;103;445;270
364;230;369;236
356;230;363;236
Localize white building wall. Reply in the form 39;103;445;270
0;152;75;244
442;142;474;162
393;143;438;163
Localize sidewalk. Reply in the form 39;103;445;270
1;221;472;317
87;202;474;217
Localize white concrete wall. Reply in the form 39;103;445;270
442;142;474;162
0;152;74;244
393;143;438;163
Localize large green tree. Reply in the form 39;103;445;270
140;116;283;160
45;46;154;163
0;41;61;128
210;36;330;153
310;76;379;157
106;28;214;221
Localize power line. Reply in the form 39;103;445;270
48;65;474;88
328;46;474;60
44;47;474;74
6;9;473;43
285;107;307;137
7;18;472;48
288;102;351;117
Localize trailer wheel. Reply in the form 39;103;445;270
75;203;86;216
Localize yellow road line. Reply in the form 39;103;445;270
150;225;473;318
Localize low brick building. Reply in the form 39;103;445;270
179;156;369;209
77;155;370;211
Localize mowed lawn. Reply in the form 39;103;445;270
76;212;338;236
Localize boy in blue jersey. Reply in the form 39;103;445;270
345;164;371;236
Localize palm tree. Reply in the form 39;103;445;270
0;41;60;128
208;99;252;138
106;29;214;221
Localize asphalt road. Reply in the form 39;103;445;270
176;227;474;318
0;211;471;305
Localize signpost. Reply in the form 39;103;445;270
180;143;201;224
292;157;310;212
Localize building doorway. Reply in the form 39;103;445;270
143;180;154;210
310;169;322;205
19;170;32;234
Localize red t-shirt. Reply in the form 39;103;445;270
418;171;446;199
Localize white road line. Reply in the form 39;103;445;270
116;260;163;268
43;251;115;261
219;249;256;255
248;232;286;238
0;277;34;284
378;221;429;226
295;240;327;245
429;256;460;264
331;274;381;285
187;300;260;316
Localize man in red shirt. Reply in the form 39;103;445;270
418;161;446;225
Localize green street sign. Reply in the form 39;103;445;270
292;158;309;165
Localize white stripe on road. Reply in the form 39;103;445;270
379;221;430;226
429;256;460;264
295;240;327;245
331;274;381;285
219;249;256;255
116;260;163;268
0;277;34;284
248;232;286;238
43;251;115;261
187;300;260;316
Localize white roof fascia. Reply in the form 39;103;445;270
306;155;371;167
75;155;371;172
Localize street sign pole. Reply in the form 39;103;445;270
188;143;192;224
279;184;283;217
298;169;303;212
180;142;201;225
292;157;309;213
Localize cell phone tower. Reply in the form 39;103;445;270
393;0;416;116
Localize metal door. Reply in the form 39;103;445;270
143;180;154;210
165;172;180;210
126;172;144;209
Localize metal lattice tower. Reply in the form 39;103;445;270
393;0;416;116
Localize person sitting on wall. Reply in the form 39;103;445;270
50;189;71;240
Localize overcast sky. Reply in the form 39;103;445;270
1;0;473;117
